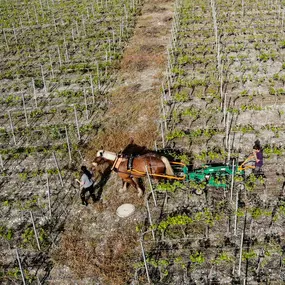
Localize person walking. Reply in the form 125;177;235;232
252;143;263;174
76;165;96;206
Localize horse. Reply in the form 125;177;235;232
93;150;174;197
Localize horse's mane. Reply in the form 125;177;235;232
121;142;155;156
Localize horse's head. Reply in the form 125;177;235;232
96;150;104;157
95;150;117;162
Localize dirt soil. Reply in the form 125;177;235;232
50;0;175;284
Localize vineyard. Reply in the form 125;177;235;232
136;0;285;283
1;0;285;284
0;0;141;283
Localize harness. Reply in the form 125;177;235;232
111;156;124;172
127;155;134;170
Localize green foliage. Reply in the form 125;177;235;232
259;53;270;62
0;226;13;241
174;91;188;102
214;252;234;265
166;129;185;140
190;251;205;264
156;181;186;193
242;249;257;260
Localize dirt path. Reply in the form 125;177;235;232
87;0;174;155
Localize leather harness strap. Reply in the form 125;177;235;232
111;156;124;171
127;156;134;170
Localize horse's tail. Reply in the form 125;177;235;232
161;156;174;176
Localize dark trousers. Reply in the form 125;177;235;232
80;184;96;205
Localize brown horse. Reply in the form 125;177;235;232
93;150;174;197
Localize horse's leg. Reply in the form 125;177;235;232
132;177;143;197
119;180;128;193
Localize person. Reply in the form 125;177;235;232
76;165;96;206
253;143;263;174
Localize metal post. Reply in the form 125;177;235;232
73;105;81;140
145;165;157;207
52;152;63;187
238;232;244;276
90;74;95;104
160;121;165;149
230;159;235;201
0;154;3;168
234;190;239;236
146;199;155;240
154;141;158;152
41;65;47;93
83;89;89;120
65;126;72;163
46;171;52;218
21;93;28;126
139;238;151;284
8;110;16;145
32;78;38;108
161;96;167;132
57;45;62;67
30;211;41;250
15;248;26;285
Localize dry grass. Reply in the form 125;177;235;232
53;217;140;285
